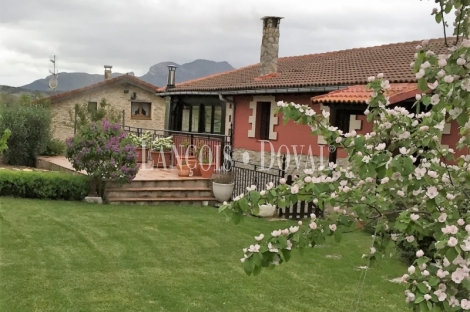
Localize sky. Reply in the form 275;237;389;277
0;0;449;87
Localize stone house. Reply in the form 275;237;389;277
46;67;165;141
156;16;462;174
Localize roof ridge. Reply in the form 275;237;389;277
48;74;159;101
158;62;260;92
278;37;450;60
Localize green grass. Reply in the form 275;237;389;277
0;197;409;312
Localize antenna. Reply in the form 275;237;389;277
48;55;58;91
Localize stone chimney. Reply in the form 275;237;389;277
104;65;112;80
260;16;283;76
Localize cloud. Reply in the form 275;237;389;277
0;0;451;86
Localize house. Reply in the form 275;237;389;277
46;66;166;141
156;16;462;174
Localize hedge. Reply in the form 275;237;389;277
0;169;90;200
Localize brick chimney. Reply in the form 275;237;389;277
104;65;112;80
260;16;283;76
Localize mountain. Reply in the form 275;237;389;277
19;59;234;92
21;72;134;93
139;60;234;86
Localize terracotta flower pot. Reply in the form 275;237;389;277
135;148;148;163
199;162;216;178
177;164;191;177
150;150;172;168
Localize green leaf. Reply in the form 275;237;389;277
252;263;262;276
250;192;260;205
428;276;439;287
232;211;242;225
239;198;249;211
418;78;428;92
446;247;458;263
417;283;429;294
253;252;262;267
415;296;424;304
334;230;342;243
243;258;253;275
281;249;291;262
278;235;287;249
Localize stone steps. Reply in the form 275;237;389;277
106;187;213;199
105;179;216;205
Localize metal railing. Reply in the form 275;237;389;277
122;126;232;166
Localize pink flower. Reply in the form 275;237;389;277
436;269;449;278
457;58;467;66
310;213;316;220
370;247;376;254
408;265;416;274
428;80;438;90
438;58;447;67
268;242;279;253
410;214;420;221
438;212;447;222
458;219;465;226
281;229;289;235
333;206;340;212
424;294;432;301
289;226;299;233
279;178;286;184
451;267;467;283
431;94;440;105
290;185;299;194
448;237;458;247
254;234;264;241
427;186;439;199
298;221;302;226
416;249;425;257
248;244;260;253
444;75;455;83
271;229;282;237
397;190;405;197
406;235;415;243
286;240;292;250
329;224;337;232
309;222;317;230
461;299;470;310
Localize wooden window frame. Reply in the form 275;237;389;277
255;101;271;140
131;102;151;120
87;101;98;111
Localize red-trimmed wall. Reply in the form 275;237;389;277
232;94;467;159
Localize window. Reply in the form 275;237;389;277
131;102;151;120
256;102;271;140
175;102;223;134
87;101;97;111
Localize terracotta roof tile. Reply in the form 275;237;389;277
311;83;419;104
164;38;450;92
48;74;159;103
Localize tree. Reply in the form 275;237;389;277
219;1;470;310
67;98;123;133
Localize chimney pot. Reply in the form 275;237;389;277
260;16;283;76
167;65;177;88
104;65;112;80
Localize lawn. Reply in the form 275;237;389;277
0;197;409;312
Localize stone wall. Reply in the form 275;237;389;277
50;84;166;141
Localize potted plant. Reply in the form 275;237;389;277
211;169;235;202
150;136;173;168
177;161;191;177
128;131;152;163
176;138;198;175
196;141;216;178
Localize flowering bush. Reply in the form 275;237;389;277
66;119;139;197
127;131;153;148
151;136;173;151
219;1;470;311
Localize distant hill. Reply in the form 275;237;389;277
20;72;134;93
18;59;234;92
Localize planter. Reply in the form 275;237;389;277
199;162;216;179
258;204;276;217
135;148;148;163
177;156;199;176
177;164;191;177
212;182;234;203
150;150;172;168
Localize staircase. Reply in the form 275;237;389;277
105;177;217;206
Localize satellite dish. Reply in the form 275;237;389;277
49;75;58;89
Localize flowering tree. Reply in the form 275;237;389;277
66;119;139;198
219;1;470;311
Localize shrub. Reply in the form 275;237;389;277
41;138;67;156
68;98;123;132
0;102;52;166
0;169;89;200
66;118;139;198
